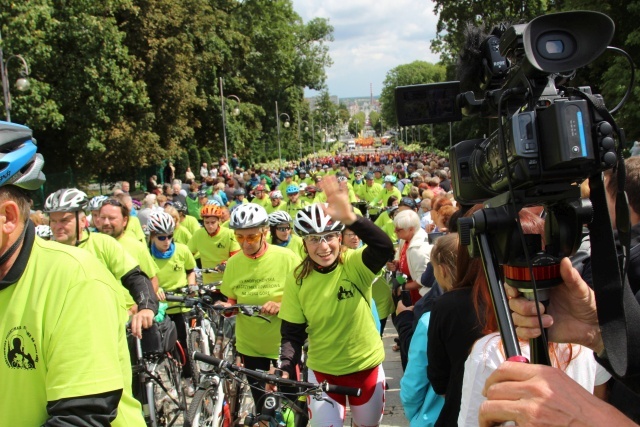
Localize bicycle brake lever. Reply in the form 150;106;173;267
255;314;271;323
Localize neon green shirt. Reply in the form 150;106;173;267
118;233;158;280
252;196;271;209
313;192;327;204
173;224;192;245
78;230;139;309
188;227;240;283
283;199;310;219
0;235;144;426
372;187;402;207
265;201;285;214
279;249;385;375
221;245;301;359
181;215;201;235
279;234;306;259
356;183;383;203
125;215;146;243
278;180;296;195
152;243;196;314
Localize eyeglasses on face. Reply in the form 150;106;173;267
343;232;357;238
235;233;262;244
304;232;341;246
276;226;291;232
156;234;174;241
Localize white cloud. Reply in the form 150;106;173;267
292;0;441;98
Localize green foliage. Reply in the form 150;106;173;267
187;146;200;173
1;0;333;181
200;149;212;170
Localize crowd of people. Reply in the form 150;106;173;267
7;115;640;427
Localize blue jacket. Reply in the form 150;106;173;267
400;312;444;427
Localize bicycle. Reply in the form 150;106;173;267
192;352;361;427
129;321;188;427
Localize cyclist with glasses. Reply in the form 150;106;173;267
46;189;158;339
221;203;301;407
0;122;144;425
148;211;197;385
267;211;305;259
277;175;395;427
187;204;240;284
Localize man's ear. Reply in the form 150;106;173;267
0;200;21;235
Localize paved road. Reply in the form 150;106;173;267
344;321;409;427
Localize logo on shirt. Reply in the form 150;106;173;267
217;242;226;249
4;326;38;370
337;285;354;301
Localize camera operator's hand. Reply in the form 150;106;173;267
479;361;635;427
507;257;603;353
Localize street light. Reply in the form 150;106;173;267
275;101;290;167
219;77;241;161
299;117;309;159
0;31;30;122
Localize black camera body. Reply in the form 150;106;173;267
395;11;617;205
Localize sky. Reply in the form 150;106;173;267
291;0;441;99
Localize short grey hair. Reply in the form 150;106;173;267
394;209;420;231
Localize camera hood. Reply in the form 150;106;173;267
523;11;614;74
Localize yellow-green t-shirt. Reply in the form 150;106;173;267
221;245;301;359
173;224;193;245
313;192;327;204
181;215;201;236
280;234;306;260
78;231;139;309
125;215;146;243
187;227;240;283
252;196;271;209
284;200;310;219
356;183;383;204
0;235;144;426
265;201;285;215
279;248;385;375
373;187;402;207
118;233;158;280
152;243;197;314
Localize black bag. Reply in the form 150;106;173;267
141;317;178;355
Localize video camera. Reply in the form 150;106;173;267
395;10;617;205
395;11;629;364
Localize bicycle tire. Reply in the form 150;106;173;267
185;383;227;427
189;329;206;386
154;356;187;426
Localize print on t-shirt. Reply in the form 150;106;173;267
4;326;37;370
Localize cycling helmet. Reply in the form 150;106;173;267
173;201;188;214
299;183;308;191
354;170;363;176
373;167;382;173
269;190;283;200
35;224;53;239
0;122;46;190
305;186;317;195
197;190;208;198
294;204;345;237
384;175;397;184
299;169;307;175
233;188;246;197
283;171;293;178
364;172;375;180
268;211;292;227
44;188;88;213
206;199;221;206
410;172;421;179
254;184;266;192
88;195;109;211
147;211;175;235
229;203;269;229
399;197;418;210
200;204;224;218
337;175;348;183
286;184;300;195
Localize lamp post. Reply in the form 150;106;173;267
275;101;290;167
299;118;309;159
0;32;30;122
219;77;241;161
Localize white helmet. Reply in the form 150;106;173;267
268;211;292;227
147;211;175;235
229;203;269;229
88;195;109;211
44;188;88;213
269;190;283;200
35;224;53;239
294;203;344;236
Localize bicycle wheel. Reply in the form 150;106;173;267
189;329;207;386
185;382;228;427
154;356;187;426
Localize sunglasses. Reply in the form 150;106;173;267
156;234;174;241
234;233;262;244
304;232;341;246
276;226;291;232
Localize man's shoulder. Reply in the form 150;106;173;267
33;238;115;280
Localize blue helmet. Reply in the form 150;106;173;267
0;122;46;190
286;184;300;195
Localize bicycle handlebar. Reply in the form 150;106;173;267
192;352;361;397
163;295;269;321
